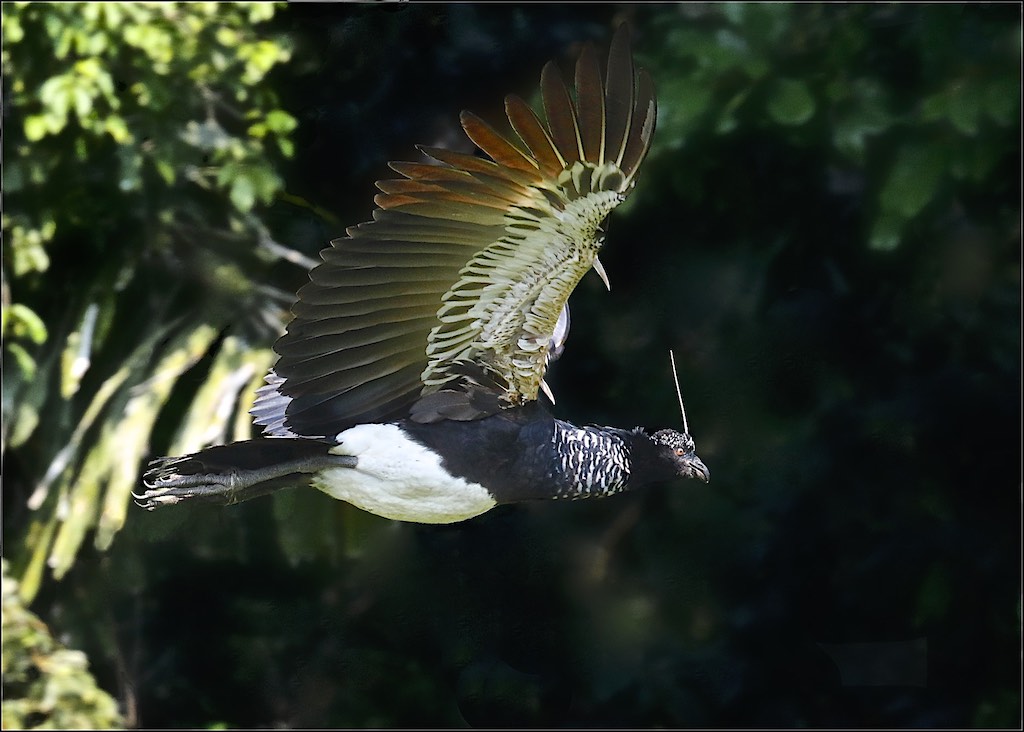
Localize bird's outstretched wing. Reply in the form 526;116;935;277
257;24;656;438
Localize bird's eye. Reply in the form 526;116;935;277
674;447;686;457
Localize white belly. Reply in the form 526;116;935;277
312;423;497;524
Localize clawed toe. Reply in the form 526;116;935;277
132;486;189;510
133;470;235;509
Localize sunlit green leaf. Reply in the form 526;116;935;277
39;74;69;114
229;174;256;212
153;158;175;184
4;11;24;43
15;514;58;605
265;109;297;134
103;114;131;143
5;303;48;344
24;114;48;141
216;27;239;47
59;304;98;399
71;84;92;119
95;383;173;551
247;3;275;23
53;25;73;59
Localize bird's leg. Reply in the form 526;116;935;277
134;453;357;510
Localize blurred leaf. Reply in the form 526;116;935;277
715;86;752;135
216;27;239;48
48;426;110;580
171;334;256;456
5;342;38;383
5;303;48;343
16;515;59;606
832;80;892;161
880;142;946;219
265;108;297;135
24;114;49;141
869;211;905;252
230;174;256;212
3;332;59;451
8;222;54;276
766;78;816;126
656;77;714;146
103;114;131;143
921;79;981;136
59;303;98;399
4;10;23;43
982;76;1020;126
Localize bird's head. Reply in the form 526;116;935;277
650;428;710;483
641;349;710;483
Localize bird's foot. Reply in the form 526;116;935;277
133;460;242;509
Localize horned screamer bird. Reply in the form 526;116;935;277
135;25;709;523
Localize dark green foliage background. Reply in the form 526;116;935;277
4;3;1020;728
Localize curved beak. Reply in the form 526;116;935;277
684;455;710;483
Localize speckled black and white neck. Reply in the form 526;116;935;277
549;422;633;499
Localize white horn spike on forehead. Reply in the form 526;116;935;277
669;349;689;435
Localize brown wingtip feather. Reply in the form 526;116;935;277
505;94;565;177
604;24;636;167
541;60;583;165
574;42;606;164
459;110;540;177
